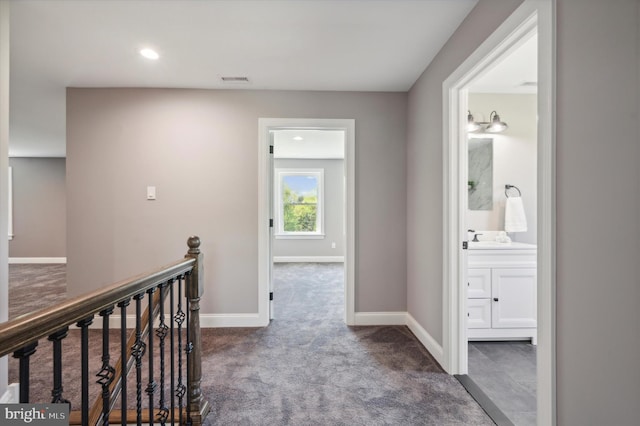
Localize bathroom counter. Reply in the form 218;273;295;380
468;241;537;250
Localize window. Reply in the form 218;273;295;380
275;168;324;238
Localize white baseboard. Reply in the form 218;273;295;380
353;312;407;326
8;257;66;264
200;313;262;327
273;256;344;263
0;383;19;403
406;313;444;368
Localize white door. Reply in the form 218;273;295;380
268;131;275;319
491;268;537;328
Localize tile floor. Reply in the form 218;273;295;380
468;341;537;426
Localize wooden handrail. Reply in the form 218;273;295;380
0;257;195;358
1;235;210;425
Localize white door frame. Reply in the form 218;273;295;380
442;1;555;425
258;118;355;326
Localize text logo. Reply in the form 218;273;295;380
0;404;68;425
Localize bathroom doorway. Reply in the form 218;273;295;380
464;33;539;425
442;1;555;425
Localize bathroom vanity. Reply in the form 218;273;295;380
467;241;537;344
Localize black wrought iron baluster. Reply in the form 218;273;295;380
185;271;193;425
175;275;186;426
156;281;170;425
117;298;130;426
132;293;146;426
169;278;176;425
146;287;158;426
48;328;70;405
13;342;38;403
76;316;94;426
97;307;116;425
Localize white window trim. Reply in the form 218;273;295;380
274;168;325;239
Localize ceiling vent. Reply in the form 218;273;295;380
221;76;250;84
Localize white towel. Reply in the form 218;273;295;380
505;196;528;232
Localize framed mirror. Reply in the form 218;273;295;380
468;138;493;210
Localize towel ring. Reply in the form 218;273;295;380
505;184;522;198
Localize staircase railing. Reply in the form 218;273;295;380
0;236;210;425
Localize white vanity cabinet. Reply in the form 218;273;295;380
467;243;537;344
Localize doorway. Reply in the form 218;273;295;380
465;35;539;425
271;128;346;320
258;118;355;326
442;1;555;425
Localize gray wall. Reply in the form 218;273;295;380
407;0;640;424
8;157;66;257
0;0;10;395
273;158;344;258
406;0;523;343
555;0;640;424
66;88;407;314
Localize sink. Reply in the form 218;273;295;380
469;241;537;250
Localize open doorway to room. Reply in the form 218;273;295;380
271;129;346;322
442;2;554;426
258;118;355;327
464;32;539;426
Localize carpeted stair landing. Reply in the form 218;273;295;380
8;262;494;425
199;263;494;425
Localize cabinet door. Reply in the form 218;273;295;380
468;268;491;298
467;298;491;328
491;268;537;328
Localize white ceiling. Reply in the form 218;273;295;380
8;1;538;158
469;33;538;94
273;129;345;159
9;0;482;157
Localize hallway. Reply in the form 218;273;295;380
200;263;493;424
7;263;494;424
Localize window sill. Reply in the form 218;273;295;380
275;234;325;240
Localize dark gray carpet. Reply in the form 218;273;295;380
201;263;494;425
7;263;494;425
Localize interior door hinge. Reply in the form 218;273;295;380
269;292;274;301
269;145;274;154
269;219;273;228
462;241;468;250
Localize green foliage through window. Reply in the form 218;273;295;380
282;179;318;232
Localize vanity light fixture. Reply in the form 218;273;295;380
467;110;508;133
467;111;482;132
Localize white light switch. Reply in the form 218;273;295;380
147;186;156;200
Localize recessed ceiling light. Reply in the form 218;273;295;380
140;48;159;60
293;136;304;141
